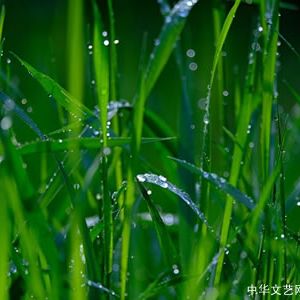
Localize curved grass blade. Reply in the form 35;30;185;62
138;250;221;300
136;173;213;232
0;122;62;298
18;136;175;155
0;118;35;204
138;269;184;300
144;0;199;97
284;80;300;106
279;33;300;62
137;180;178;266
86;279;119;298
170;157;255;210
11;53;94;118
17;137;128;155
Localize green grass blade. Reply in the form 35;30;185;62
136;173;213;232
18;136;174;155
67;0;84;102
18;137;129;155
0;5;5;42
138;250;222;300
260;1;279;181
0;122;35;204
137;180;178;266
138;270;185;300
170;157;255;210
250;163;281;231
92;3;112;284
284;81;300;106
121;169;134;300
144;0;198;97
279;33;300;62
209;0;241;91
12;53;94;118
86;280;119;297
0;134;45;298
0;169;10;300
69;222;87;300
93;0;109;147
203;0;241;146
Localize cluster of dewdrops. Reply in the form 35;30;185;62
87;31;119;54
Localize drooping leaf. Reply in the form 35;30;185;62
12;53;94;118
18;137;175;155
170;157;255;210
136;173;213;232
144;0;199;97
137;180;178;266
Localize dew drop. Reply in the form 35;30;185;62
1;116;12;130
189;62;198;71
222;90;229;97
220;177;226;184
73;183;80;190
161;182;168;189
198;98;208;110
186;48;195;58
158;175;167;182
173;268;180;274
103;147;111;156
172;264;180;274
137;175;146;182
203;113;209;125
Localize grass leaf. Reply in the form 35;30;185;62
137;180;178;266
136;173;213;231
93;0;109;147
0;5;5;43
12;53;94;118
170;157;255;210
